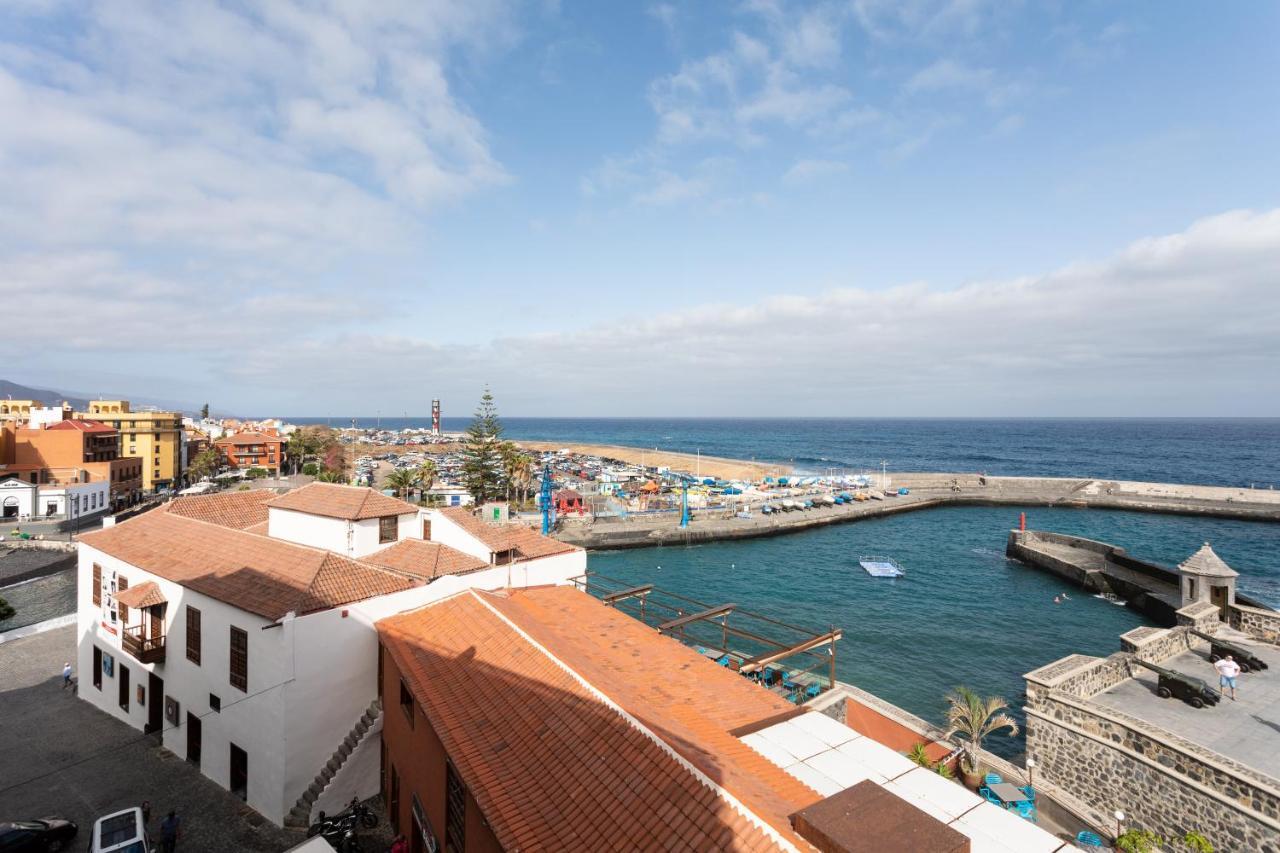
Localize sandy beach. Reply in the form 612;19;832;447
516;441;791;481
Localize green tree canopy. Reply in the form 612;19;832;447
187;447;220;482
462;388;504;504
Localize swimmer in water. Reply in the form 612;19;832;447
1054;595;1062;604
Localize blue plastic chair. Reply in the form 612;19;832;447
1014;802;1036;822
1076;831;1103;847
782;672;801;691
804;682;822;699
984;773;1003;786
978;788;1001;807
1020;785;1036;802
762;666;778;686
715;654;731;667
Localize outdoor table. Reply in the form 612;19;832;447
989;782;1030;806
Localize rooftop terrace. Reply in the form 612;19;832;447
1092;642;1280;780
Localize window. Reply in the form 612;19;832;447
399;679;414;726
389;764;400;834
117;576;129;622
92;564;102;606
209;693;221;713
229;626;248;691
379;516;397;544
422;520;431;540
93;646;103;690
186;606;201;665
118;663;130;712
187;712;202;767
444;760;466;853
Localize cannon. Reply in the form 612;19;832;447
1189;630;1269;673
1131;659;1221;708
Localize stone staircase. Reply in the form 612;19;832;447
284;698;382;829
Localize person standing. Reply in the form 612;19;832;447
62;662;72;689
159;810;180;853
1214;654;1241;701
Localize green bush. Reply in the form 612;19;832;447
245;467;269;480
1116;828;1163;853
302;462;319;476
1183;831;1213;853
0;595;15;622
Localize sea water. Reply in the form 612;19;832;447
590;505;1280;757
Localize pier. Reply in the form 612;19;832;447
550;473;1280;550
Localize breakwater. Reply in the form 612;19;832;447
552;473;1280;550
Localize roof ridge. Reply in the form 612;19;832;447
468;591;800;852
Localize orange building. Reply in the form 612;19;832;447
1;419;143;509
214;431;285;472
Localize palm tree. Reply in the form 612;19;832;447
417;460;437;492
943;686;1019;775
512;452;535;507
315;470;346;484
384;467;421;499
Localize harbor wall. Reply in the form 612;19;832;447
1024;655;1280;851
552;474;1280;551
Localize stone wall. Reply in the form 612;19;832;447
1026;653;1133;701
1230;604;1280;646
1120;625;1204;663
1025;686;1280;851
1177;601;1223;633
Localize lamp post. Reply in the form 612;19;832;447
1026;758;1035;790
1114;810;1125;838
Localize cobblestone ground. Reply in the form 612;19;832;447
0;625;401;853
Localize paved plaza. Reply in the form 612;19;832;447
0;625;333;852
1093;642;1280;780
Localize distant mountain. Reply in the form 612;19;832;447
0;379;201;416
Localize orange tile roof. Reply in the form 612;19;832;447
362;539;489;581
378;586;819;852
115;580;167;609
269;482;420;520
81;510;417;620
47;419;116;434
438;507;580;559
214;431;283;445
163;490;276;530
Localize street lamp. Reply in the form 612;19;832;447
1114;810;1125;838
1026;758;1035;789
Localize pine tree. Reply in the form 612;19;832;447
462;388;504;505
200;403;210;419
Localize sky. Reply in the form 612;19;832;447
3;1;1279;417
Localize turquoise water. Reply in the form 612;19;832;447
590;506;1280;757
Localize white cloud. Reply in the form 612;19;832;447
157;209;1280;416
782;159;849;185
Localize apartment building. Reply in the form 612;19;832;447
214;431;285;473
77;400;184;493
0;418;142;511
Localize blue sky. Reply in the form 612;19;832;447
3;1;1279;416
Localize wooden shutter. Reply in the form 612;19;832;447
186;606;201;665
229;626;248;691
117;576;128;622
92;564;101;606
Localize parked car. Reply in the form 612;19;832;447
88;809;149;853
0;818;78;852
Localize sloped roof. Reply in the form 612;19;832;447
47;419;116;434
115;580;167;609
80;511;416;620
214;431;283;446
362;539;489;581
163;489;276;530
268;482;420;520
378;586;816;851
1177;542;1238;578
438;507;580;559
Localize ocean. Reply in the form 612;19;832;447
289;417;1280;488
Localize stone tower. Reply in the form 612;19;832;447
1177;542;1238;618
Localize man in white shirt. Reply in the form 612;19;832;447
1214;655;1241;701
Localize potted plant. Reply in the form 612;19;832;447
1115;828;1163;853
943;686;1019;789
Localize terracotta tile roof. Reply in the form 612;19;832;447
162;490;276;530
47;419;116;433
81;510;417;620
378;586;818;852
269;482;420;521
214;431;283;446
114;580;167;609
363;539;489;581
438;507;581;560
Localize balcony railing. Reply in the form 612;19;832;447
122;625;166;664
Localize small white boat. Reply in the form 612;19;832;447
859;556;905;578
1093;592;1126;606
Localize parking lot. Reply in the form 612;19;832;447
0;625;306;852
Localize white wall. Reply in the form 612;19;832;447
424;510;490;562
76;544;290;824
0;479;37;519
268;508;350;555
39;480;109;519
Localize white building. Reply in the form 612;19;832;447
76;483;586;828
424;506;587;581
0;474;108;521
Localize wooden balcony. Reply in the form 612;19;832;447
122;624;166;664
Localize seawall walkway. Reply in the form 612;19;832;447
551;473;1280;550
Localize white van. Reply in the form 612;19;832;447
89;808;151;853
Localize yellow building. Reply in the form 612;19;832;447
0;399;44;420
75;400;184;493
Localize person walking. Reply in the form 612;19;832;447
159;810;180;853
1214;654;1241;701
62;662;72;689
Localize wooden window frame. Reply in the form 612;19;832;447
186;606;202;665
379;515;398;544
92;564;102;606
444;760;466;853
117;575;129;622
229;626;248;692
399;679;414;728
